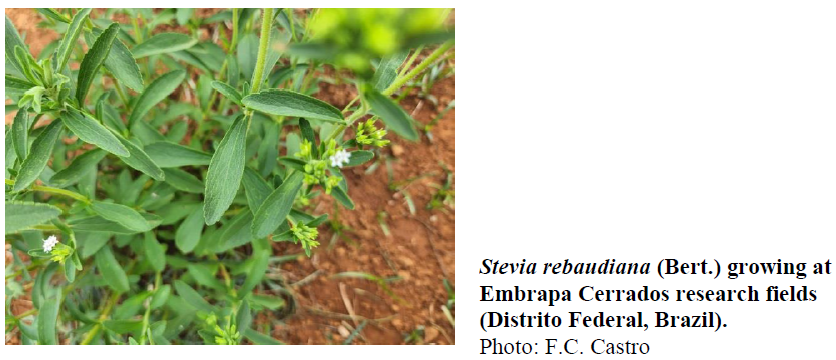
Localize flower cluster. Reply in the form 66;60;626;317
205;313;240;345
296;139;344;194
291;222;320;256
355;119;390;148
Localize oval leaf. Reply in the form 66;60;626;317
365;90;419;141
144;141;212;168
175;209;204;253
143;232;166;273
95;246;130;293
111;130;166;181
11;109;29;160
63;107;129;157
50;149;107;188
129;70;186;126
211;81;242;105
89;27;144;92
90;201;153;232
162;168;203;193
345;150;374;167
242;90;344;123
132;33;197;58
14;120;63;192
5;201;62;234
37;295;61;345
251;172;304;238
55;9;92;72
203;115;247;225
76;23;120;104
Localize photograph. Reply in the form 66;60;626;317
4;8;454;345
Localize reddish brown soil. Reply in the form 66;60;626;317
5;8;455;345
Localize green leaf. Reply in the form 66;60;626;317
5;16;28;73
103;319;143;334
79;232;110;258
143;232;166;273
242;167;272;213
251;172;304;238
331;186;355;210
90;201;153;232
129;70;186;126
13;120;63;192
237;34;259;83
175;209;204;253
37;294;61;345
111;131;166;181
176;8;194;26
365;90;419;141
203;115;247;225
55;9;92;72
345;150;374;167
211;81;243;105
217;211;254;252
173;280;214;313
62;107;130;157
89;27;144;92
6;75;36;97
187;264;224;291
132;33;197;58
50;149;107;188
76;23;120;104
69;214;161;234
243;328;283;345
95;246;130;293
238;240;269;298
36;8;71;23
11;109;29;160
144;141;212;168
150;285;171;309
162;168;203;193
242;90;344;123
5;201;62;234
372;51;408;92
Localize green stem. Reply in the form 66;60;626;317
5;179;91;204
383;40;453;96
112;77;131;112
80;292;119;345
399;45;424;78
250;8;274;95
138;272;161;345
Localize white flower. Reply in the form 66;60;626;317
329;149;351;168
42;235;59;253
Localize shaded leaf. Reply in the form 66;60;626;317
251;172;304;238
132;33;197;58
63;107;129;157
203;115;247;225
95;246;130;293
76;23;120;104
365;90;419;141
13;120;63;192
129;70;186;126
90;201;153;232
5;202;61;234
144;141;212;168
242;90;344;123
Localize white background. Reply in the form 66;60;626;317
5;0;836;358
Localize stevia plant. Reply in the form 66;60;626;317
4;8;453;345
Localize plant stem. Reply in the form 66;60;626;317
399;45;424;78
80;292;119;345
112;77;131;112
383;40;454;96
5;179;91;204
138;272;161;345
250;8;274;95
